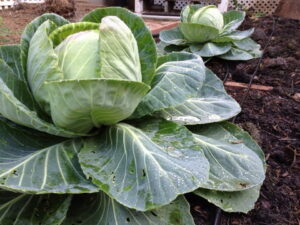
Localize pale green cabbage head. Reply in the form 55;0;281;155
190;5;224;32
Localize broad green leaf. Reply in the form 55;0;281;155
190;122;265;191
233;38;261;51
99;16;142;81
194;185;262;213
219;47;259;60
0;45;23;81
45;79;150;133
213;28;254;42
156;41;168;56
0;45;46;118
0;78;87;137
79;119;209;211
222;10;245;34
82;7;157;85
0;118;98;193
156;52;199;67
63;193;195;225
159;27;187;46
55;30;100;80
49;22;99;47
27;20;64;112
20;13;69;79
158;68;241;124
132;53;205;118
190;42;231;57
179;23;219;43
0;190;71;225
195;120;266;213
157;41;189;57
0;59;39;112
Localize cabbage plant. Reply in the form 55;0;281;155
159;5;262;60
0;7;265;224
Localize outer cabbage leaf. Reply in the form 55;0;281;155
132;53;205;119
0;118;98;193
0;190;71;225
222;10;245;34
190;42;232;57
0;72;86;137
45;79;150;133
212;28;254;43
63;194;195;225
0;59;38;112
0;47;86;138
157;68;241;124
0;45;23;80
156;52;199;67
219;47;261;60
82;7;157;85
194;185;262;213
27;20;64;112
193;122;265;213
20;13;69;79
99;16;142;81
190;122;265;191
179;23;219;43
79;119;209;211
232;37;261;51
159;27;187;46
49;22;99;47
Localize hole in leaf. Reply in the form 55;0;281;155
151;211;158;217
142;169;146;177
240;183;247;188
12;170;18;176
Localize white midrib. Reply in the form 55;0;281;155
117;124;166;173
0;145;55;179
194;135;249;158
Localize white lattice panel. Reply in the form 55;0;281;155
20;0;45;3
0;0;14;10
152;0;280;14
229;0;280;15
154;0;164;5
0;0;44;9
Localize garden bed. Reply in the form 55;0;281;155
0;5;299;225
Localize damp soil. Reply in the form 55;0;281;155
1;6;299;225
192;15;300;225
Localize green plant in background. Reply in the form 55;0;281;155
0;7;265;224
159;5;262;60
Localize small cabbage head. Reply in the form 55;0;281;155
190;5;224;32
26;15;153;133
179;5;224;43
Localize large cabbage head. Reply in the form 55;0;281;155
180;5;224;43
22;11;156;133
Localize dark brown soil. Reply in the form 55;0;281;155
1;6;299;225
193;16;300;225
